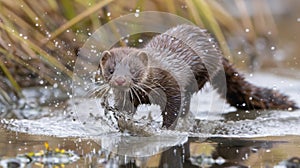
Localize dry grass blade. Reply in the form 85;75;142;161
0;86;13;105
17;0;45;28
45;0;114;43
234;0;256;42
0;22;73;78
206;0;242;33
0;48;56;86
252;0;277;36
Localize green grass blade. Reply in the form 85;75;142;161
193;0;232;60
0;57;23;98
185;0;204;26
61;0;77;20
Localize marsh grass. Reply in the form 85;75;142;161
0;0;279;114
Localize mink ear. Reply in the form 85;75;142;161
100;50;111;66
100;50;112;72
137;51;148;66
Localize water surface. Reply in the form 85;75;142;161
1;72;300;167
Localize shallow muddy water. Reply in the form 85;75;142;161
0;127;300;167
0;72;300;168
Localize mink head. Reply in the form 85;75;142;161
99;48;148;90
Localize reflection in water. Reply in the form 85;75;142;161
0;126;300;168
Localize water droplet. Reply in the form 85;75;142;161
23;36;28;40
297;18;300;22
138;39;143;43
107;12;111;17
53;83;58;88
237;51;242;55
270;46;276;51
39;80;44;84
134;13;139;17
245;28;250;32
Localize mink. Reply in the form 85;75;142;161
97;25;298;129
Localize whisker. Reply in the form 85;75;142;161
87;80;105;86
138;83;161;97
133;84;155;103
122;90;127;110
95;86;109;98
131;87;142;105
86;84;109;98
152;82;165;90
129;89;134;102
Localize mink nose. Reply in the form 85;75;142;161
114;76;126;86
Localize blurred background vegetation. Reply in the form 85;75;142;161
0;0;299;117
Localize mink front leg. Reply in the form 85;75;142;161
113;89;136;115
146;68;183;129
162;91;182;129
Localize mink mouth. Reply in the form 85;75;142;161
109;81;132;91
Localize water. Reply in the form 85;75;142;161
0;72;300;167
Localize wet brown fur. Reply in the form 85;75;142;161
98;25;298;129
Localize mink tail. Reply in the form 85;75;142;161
212;58;298;110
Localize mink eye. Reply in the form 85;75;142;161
108;68;114;74
130;65;140;75
130;68;136;74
